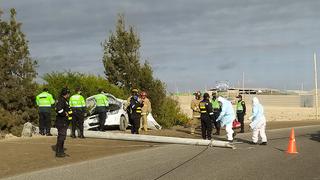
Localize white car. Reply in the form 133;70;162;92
83;93;129;131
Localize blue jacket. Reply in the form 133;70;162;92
249;97;266;129
216;97;235;127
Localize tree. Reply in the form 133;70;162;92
102;14;141;90
102;14;189;127
102;14;166;113
0;8;38;135
138;62;166;116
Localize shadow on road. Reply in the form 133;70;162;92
51;145;56;152
274;147;286;152
234;138;252;144
175;129;201;135
51;145;67;152
310;131;320;142
212;136;227;141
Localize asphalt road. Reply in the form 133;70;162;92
4;125;320;180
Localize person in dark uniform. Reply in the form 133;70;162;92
55;88;71;158
211;93;221;135
126;89;139;127
69;87;86;138
236;94;246;133
128;94;143;134
199;93;214;140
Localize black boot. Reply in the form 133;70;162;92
55;144;59;157
71;132;76;138
40;130;45;136
60;141;66;156
56;141;66;158
260;142;267;145
46;129;53;136
79;131;85;139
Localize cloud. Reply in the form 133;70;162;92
1;0;320;91
217;61;237;71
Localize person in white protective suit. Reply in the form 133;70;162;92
249;97;267;145
216;97;236;142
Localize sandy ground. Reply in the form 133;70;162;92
0;137;156;178
1;94;318;178
174;95;316;121
1;120;320;178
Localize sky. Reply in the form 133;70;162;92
1;0;320;92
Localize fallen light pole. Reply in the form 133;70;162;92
47;128;234;149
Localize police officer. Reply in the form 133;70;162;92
128;93;143;134
211;93;221;135
94;89;109;131
190;91;201;135
236;94;246;133
69;87;86;138
55;88;71;158
126;89;139;126
36;88;55;136
199;93;214;140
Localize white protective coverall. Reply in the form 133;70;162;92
249;97;267;143
216;97;235;141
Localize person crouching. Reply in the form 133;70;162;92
216;96;236;142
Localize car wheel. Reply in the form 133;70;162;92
119;115;128;131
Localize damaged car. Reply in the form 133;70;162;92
83;93;129;131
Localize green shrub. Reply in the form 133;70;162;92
156;96;190;128
40;71;127;99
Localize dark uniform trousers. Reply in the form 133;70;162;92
96;107;107;131
56;120;68;153
201;115;213;140
131;115;141;134
237;112;245;132
39;109;51;134
212;110;221;134
71;109;84;136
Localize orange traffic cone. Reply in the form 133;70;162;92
287;128;298;154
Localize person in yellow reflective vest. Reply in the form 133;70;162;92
94;89;109;131
236;94;246;133
211;93;221;135
128;93;143;134
199;93;214;140
69;87;86;138
55;88;71;158
36;88;55;136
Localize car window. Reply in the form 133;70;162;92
86;94;122;115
